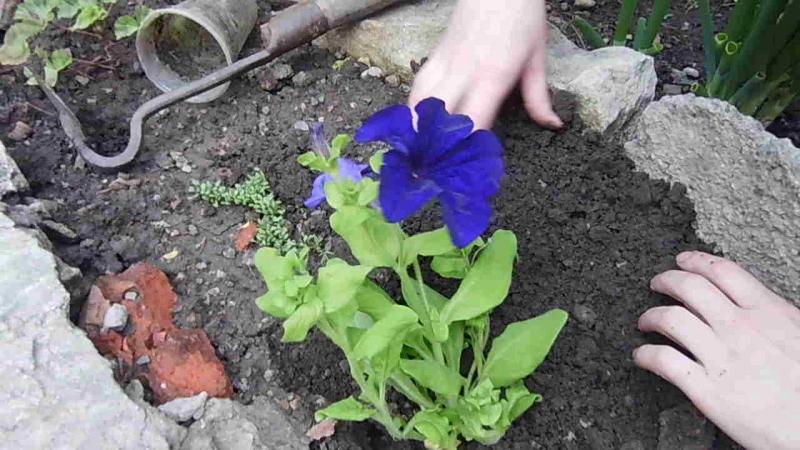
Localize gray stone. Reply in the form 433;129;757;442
102;303;128;331
360;66;384;79
575;0;596;8
40;219;78;242
625;95;800;299
0;210;186;449
317;2;656;137
181;397;309;450
291;71;312;87
682;67;700;79
158;392;208;422
657;403;716;450
0;140;28;197
385;74;401;87
662;83;684;96
270;63;294;81
7;121;31;141
292;120;309;132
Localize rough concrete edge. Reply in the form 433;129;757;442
623;94;800;300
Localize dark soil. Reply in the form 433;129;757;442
0;1;781;449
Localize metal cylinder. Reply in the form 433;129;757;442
136;0;258;103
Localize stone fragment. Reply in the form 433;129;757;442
575;0;596;8
40;219;78;242
625;95;800;299
360;66;383;79
291;71;312;87
7;121;31;141
158;392;209;422
0;139;28;197
270;62;294;80
103;303;128;331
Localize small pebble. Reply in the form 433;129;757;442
124;290;139;301
574;0;596;8
662;83;684;96
222;247;236;259
682;67;700;79
291;71;312;87
573;304;598;326
270;63;294;80
360;66;384;79
293;120;309;132
560;2;570;11
8;121;32;141
103;304;128;331
187;224;198;236
384;74;400;87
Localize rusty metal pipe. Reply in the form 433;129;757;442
41;0;403;169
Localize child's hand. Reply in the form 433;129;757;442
408;0;562;130
636;251;800;450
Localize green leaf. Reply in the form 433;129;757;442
354;281;394;321
442;321;464;369
501;382;541;426
72;4;107;30
317;259;372;313
330;208;402;267
254;248;299;288
0;22;42;65
282;298;323;342
369;150;385;174
411;410;459;450
134;5;151;22
297;151;328;171
15;0;58;25
329;134;352;158
431;254;467;279
43;48;72;87
440;230;517;324
401;227;457;266
482;309;568;387
352;305;418;360
356;178;378;206
113;15;139;39
323;181;345;209
399;359;463;397
255;291;297;319
314;396;374;422
57;0;81;18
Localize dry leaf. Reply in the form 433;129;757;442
234;221;259;252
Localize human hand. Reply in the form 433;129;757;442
408;0;562;130
635;251;800;450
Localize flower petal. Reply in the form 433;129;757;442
305;173;332;208
309;122;329;157
379;150;441;222
431;130;504;199
414;98;474;166
337;157;369;183
354;105;417;153
439;192;493;248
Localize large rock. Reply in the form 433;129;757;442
317;0;656;136
625;95;800;299
182;397;310;450
0;139;28;197
0;210;186;448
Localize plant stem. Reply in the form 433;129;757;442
573;17;606;49
638;0;670;51
730;72;768;111
613;0;639;46
412;260;447;365
767;32;800;81
708;40;740;97
390;374;436;409
765;0;800;64
697;0;717;76
724;0;758;42
721;0;787;98
632;17;648;50
755;82;800;123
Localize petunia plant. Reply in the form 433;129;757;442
254;98;568;449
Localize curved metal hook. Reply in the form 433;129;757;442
40;49;275;169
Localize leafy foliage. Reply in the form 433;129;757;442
255;117;568;449
192;170;320;254
695;0;800;122
573;0;671;55
23;47;72;86
113;5;150;39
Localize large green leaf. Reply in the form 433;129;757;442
56;0;81;18
0;22;43;65
282;299;323;342
399;359;463;397
354;281;394;321
254;248;298;287
314;396;374;422
317;258;372;313
330;207;402;267
500;382;541;427
440;230;517;324
401;227;456;266
482;309;568;387
411;410;459;450
255;290;296;319
72;4;107;30
352;305;418;360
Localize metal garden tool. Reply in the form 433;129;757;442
39;0;402;169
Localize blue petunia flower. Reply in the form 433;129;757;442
355;97;504;248
305;158;369;208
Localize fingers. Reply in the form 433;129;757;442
651;270;738;326
675;251;780;309
520;40;563;129
638;306;723;366
453;70;515;130
634;344;712;403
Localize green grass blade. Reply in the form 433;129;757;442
638;0;671;50
724;0;759;42
632;16;648;50
573;17;607;49
613;0;639;45
721;0;788;98
697;0;718;77
767;32;800;80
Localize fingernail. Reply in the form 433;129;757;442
676;251;692;263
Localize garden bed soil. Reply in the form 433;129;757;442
0;0;779;448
